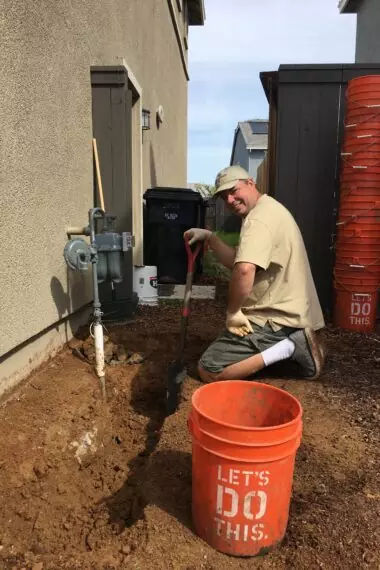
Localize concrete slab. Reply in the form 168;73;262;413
158;284;216;300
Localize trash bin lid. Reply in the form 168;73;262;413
143;187;205;203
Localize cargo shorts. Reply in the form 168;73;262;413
199;322;297;375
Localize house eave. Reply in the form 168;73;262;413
339;0;361;13
260;71;278;104
188;0;205;25
230;126;239;166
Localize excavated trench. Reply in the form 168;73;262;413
0;297;379;570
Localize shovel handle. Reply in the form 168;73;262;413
185;238;202;273
179;238;202;330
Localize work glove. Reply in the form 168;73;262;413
226;310;253;337
184;228;212;245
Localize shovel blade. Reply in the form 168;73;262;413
166;359;187;416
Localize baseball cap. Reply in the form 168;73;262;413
213;165;250;196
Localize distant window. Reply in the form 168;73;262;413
249;121;268;135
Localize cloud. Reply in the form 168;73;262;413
187;0;356;183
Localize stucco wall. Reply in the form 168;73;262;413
0;0;189;358
355;0;380;62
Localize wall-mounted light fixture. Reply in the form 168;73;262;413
156;105;164;125
142;108;151;130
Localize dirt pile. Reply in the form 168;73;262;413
0;299;378;569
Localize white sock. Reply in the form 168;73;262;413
261;338;295;367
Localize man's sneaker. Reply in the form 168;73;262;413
289;327;325;380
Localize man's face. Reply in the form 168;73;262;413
219;179;256;217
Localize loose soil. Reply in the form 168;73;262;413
0;284;379;570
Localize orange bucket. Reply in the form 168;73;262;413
345;120;380;129
340;179;380;187
188;381;302;557
343;139;380;154
347;75;380;93
344;116;380;128
346;93;380;106
334;272;379;294
341;166;380;177
335;250;380;270
345;111;380;124
340;171;380;182
334;263;380;284
333;289;379;333
342;150;380;162
340;170;380;181
344;76;380;157
335;251;380;266
340;157;380;168
337;205;380;226
335;241;380;255
335;256;380;278
337;195;380;210
339;182;380;196
336;225;380;243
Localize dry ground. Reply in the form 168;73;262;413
0;286;379;570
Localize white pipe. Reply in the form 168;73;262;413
94;322;106;400
66;226;88;236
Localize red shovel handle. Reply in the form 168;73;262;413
185;238;202;272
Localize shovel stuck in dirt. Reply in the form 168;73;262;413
166;238;202;416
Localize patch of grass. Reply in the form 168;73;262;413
202;232;239;280
215;231;240;247
203;252;231;280
158;299;182;307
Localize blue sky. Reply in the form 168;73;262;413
187;0;357;184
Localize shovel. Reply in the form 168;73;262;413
166;238;202;416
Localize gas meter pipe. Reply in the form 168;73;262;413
66;226;90;237
89;208;106;400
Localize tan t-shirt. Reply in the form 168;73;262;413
234;194;325;331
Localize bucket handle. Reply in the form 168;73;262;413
347;255;380;268
344;98;380;127
345;257;380;271
339;185;379;199
341;138;380;157
333;272;380;294
334;260;380;274
336;203;380;228
346;96;380;110
338;227;362;238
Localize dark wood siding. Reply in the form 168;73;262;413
91;66;134;312
261;64;380;317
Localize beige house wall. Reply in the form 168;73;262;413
0;0;199;394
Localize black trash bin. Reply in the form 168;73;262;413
143;187;206;284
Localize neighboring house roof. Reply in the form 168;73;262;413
237;120;268;150
188;0;205;25
230;120;269;165
339;0;362;13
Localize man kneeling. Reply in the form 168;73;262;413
184;165;325;383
